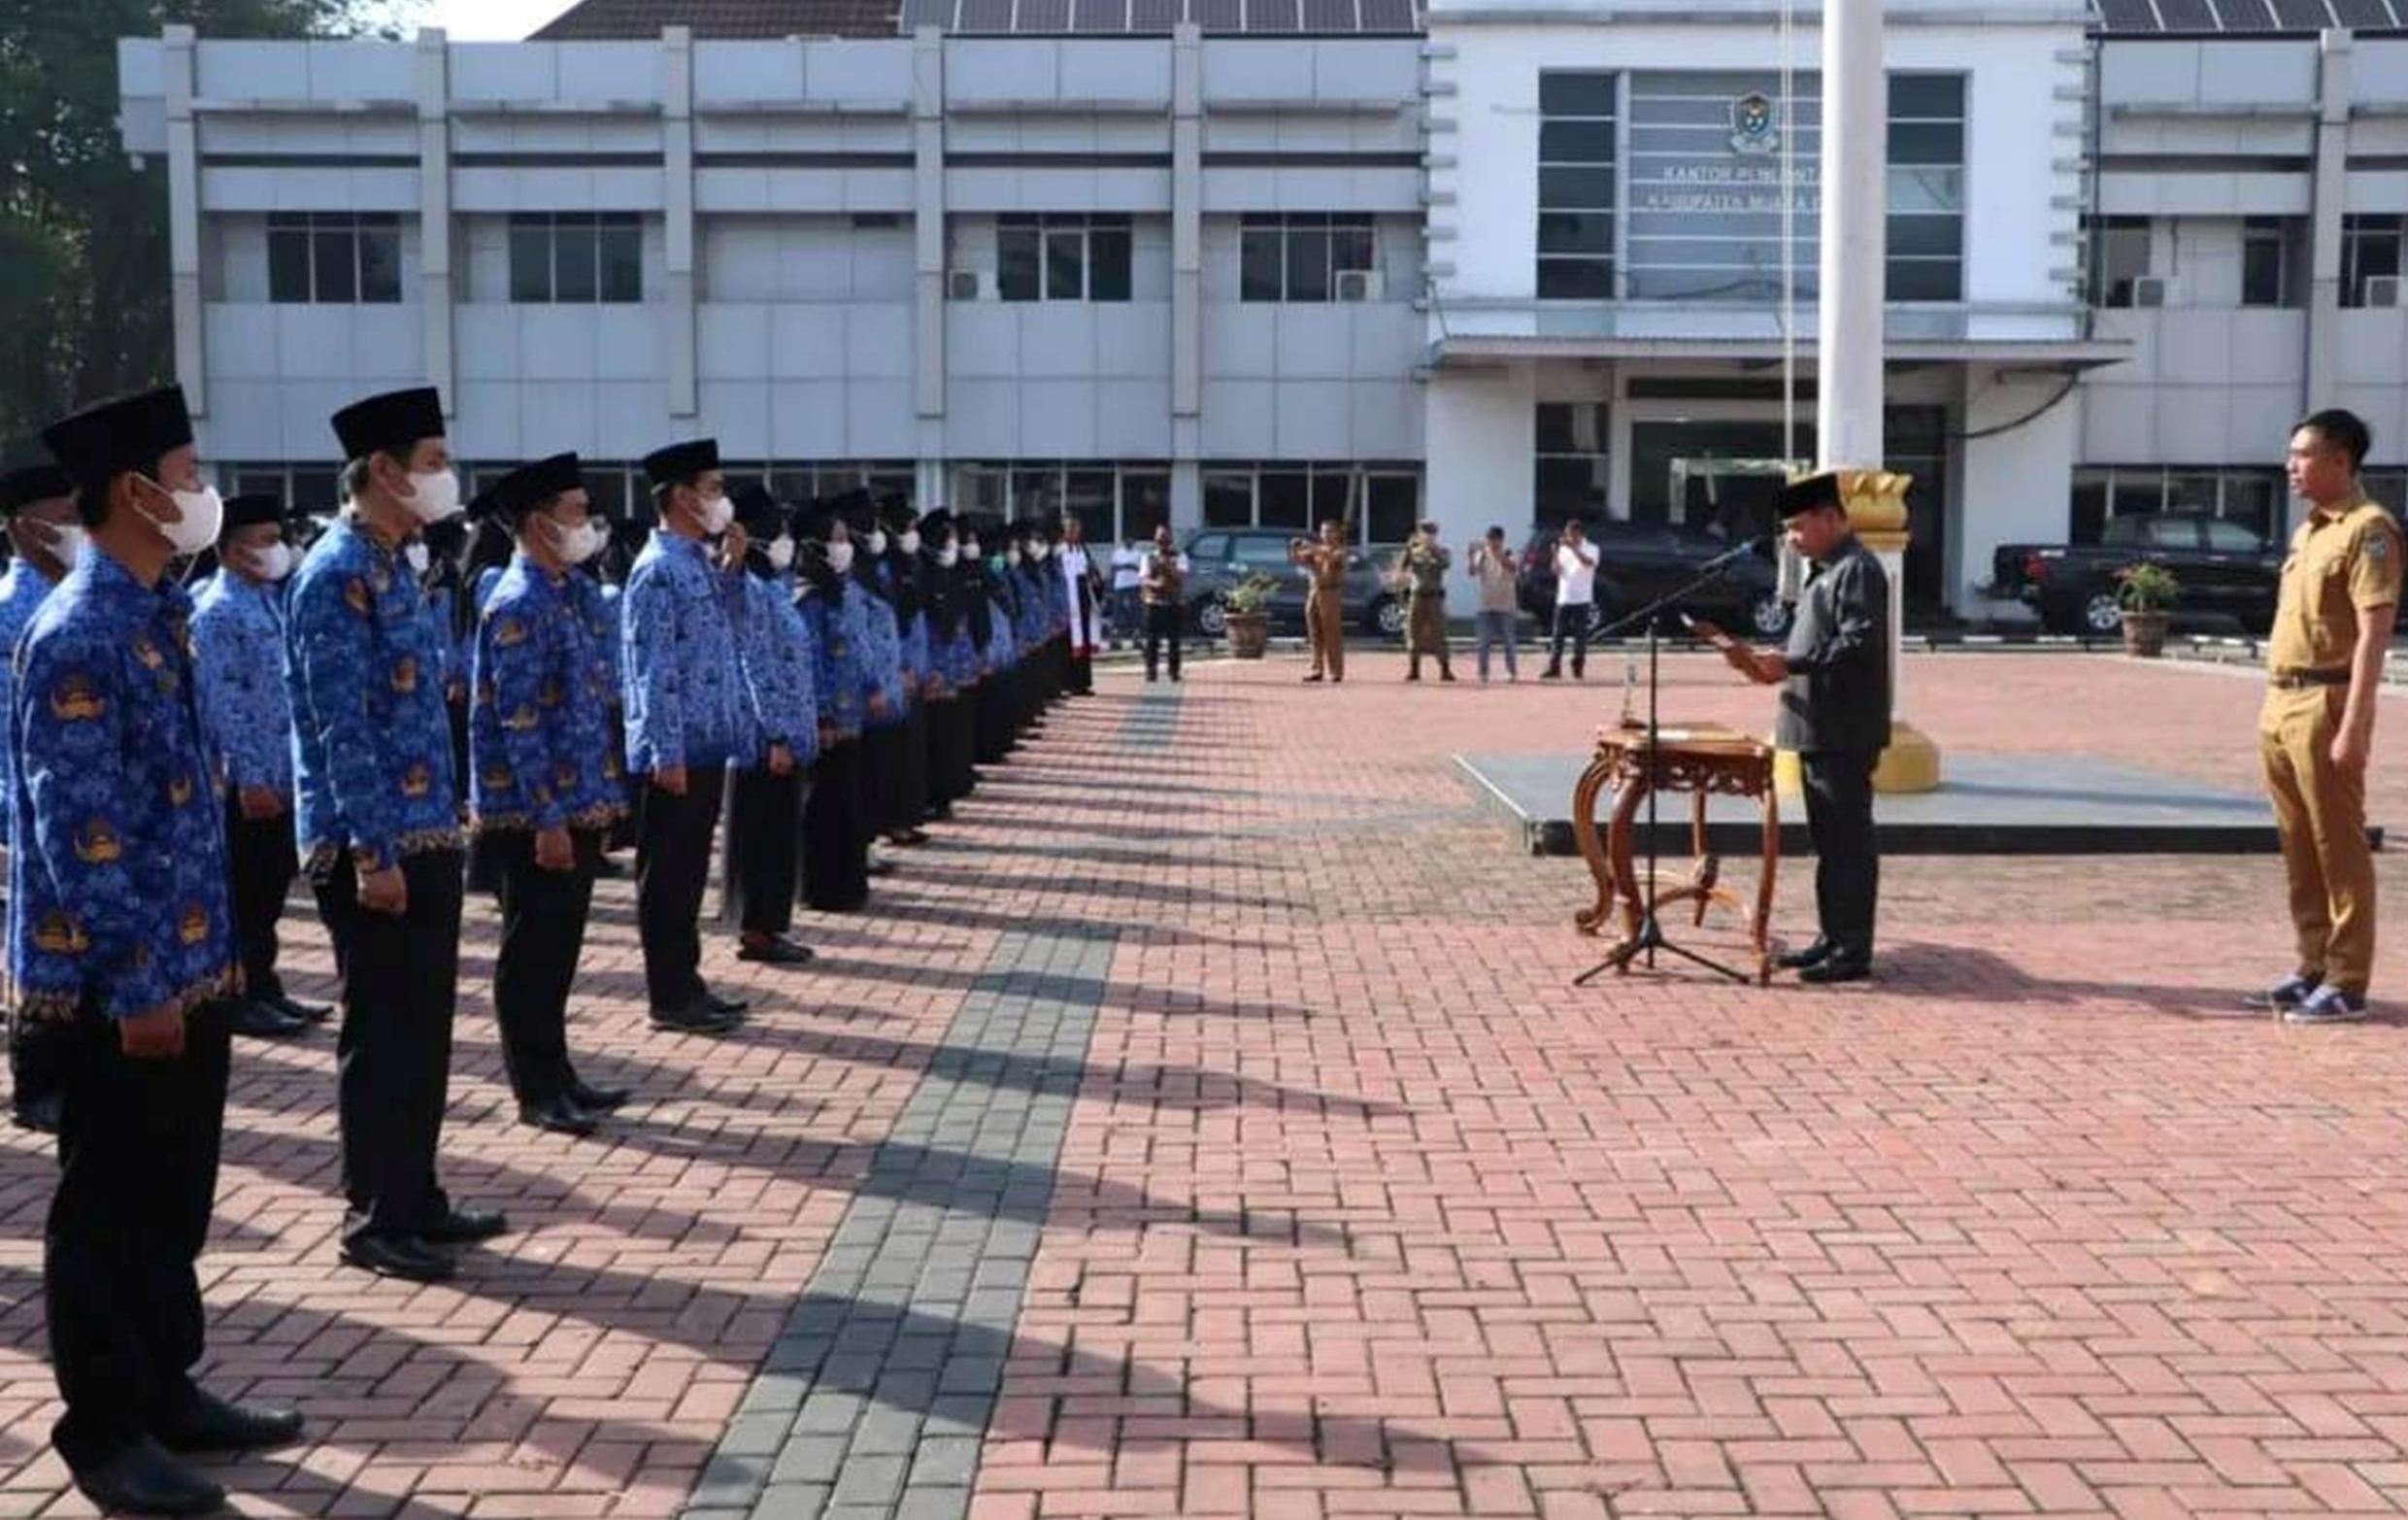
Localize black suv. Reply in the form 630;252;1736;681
1517;521;1790;640
1183;528;1408;638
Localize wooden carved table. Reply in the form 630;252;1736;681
1572;722;1781;985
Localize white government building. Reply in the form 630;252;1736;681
114;0;2408;622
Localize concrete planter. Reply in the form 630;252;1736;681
1225;612;1271;659
2121;610;2170;659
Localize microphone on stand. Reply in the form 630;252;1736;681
1699;531;1775;572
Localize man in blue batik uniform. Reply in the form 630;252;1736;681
22;385;301;1517
287;386;505;1285
1;462;85;1134
719;483;820;960
191;492;320;1041
622;438;752;1033
469;454;634;1138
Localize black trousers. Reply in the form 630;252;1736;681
928;695;976;806
722;763;803;938
1144;603;1183;680
47;999;229;1473
801;737;869;912
1800;750;1880;962
225;797;299;1001
313;850;463;1249
1549;603;1592;675
487;828;600;1105
863;706;928;838
633;763;725;1013
11;1014;63;1121
975;671;1015;764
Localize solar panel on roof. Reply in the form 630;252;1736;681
2212;0;2278;25
1072;0;1128;29
902;0;953;24
958;0;1012;26
2092;0;2161;26
1192;0;1241;26
2155;0;2214;24
2329;0;2395;24
2268;0;2336;24
1129;0;1182;25
1248;0;1300;27
1018;0;1071;27
1302;0;1356;26
1358;0;1416;28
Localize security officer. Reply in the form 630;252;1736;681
469;454;634;1136
1;461;83;1133
1397;519;1455;683
288;387;506;1283
23;385;301;1516
2256;408;2401;1024
1696;471;1890;984
190;492;321;1039
621;438;752;1033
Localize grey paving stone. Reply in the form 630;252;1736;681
828;1453;909;1507
907;1436;982;1488
893;1490;972;1520
752;1484;830;1520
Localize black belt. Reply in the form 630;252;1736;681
2269;667;2352;690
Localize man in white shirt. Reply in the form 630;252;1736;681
1108;538;1144;649
1542;517;1601;681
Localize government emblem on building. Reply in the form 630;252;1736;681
1729;91;1780;154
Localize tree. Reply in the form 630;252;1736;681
0;0;416;451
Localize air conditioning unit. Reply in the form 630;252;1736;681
2131;275;2177;308
1334;268;1385;303
2366;275;2404;309
946;268;992;302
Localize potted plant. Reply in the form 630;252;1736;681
1222;572;1281;659
2116;562;2180;658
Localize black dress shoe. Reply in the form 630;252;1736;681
73;1437;225;1517
269;993;335;1024
227;998;310;1039
519;1094;597;1137
866;859;898;878
925;802;954;822
155;1388;304;1454
886;829;932;848
569;1080;631;1112
1798;958;1871;985
651;1000;735;1035
1776;939;1834;971
340;1234;455;1283
737;936;816;966
424;1204;509;1244
703;991;751;1016
12;1093;59;1134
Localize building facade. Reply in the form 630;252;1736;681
114;0;2408;620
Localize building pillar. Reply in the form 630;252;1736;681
1170;458;1201;530
2303;26;2352;502
163;25;204;419
1170;23;1203;464
663;26;698;419
1814;0;1937;793
416;28;454;415
914;26;949;498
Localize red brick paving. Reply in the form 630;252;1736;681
0;648;2404;1517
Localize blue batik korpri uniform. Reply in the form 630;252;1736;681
191;568;293;801
795;555;876;912
620;530;752;777
720;532;821;944
861;548;932;842
0;554;63;849
735;571;820;772
470;557;628;836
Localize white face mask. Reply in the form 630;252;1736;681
37;521;85;570
899;529;922;556
250;541;295;582
402;468;462;525
766;534;795;571
547;517;606;566
936;543;959;568
1005;547;1022;567
697;490;733;535
403;541;431;577
963;539;982;559
825;540;855;575
868;528;889;557
1037;542;1054;560
141;479;223;557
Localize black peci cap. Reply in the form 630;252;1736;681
219;492;288;538
42;386;195;491
732;481;785;540
331;387;444;461
790;495;843;543
493;454;585;524
1777;471;1844;519
877;491;918;533
0;463;74;517
642;438;719;489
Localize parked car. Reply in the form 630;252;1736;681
1182;528;1408;639
1517;521;1790;640
1990;512;2282;635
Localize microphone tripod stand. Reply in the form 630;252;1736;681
1571;537;1769;988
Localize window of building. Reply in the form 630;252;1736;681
2067;465;2287;544
2242;217;2303;308
953;462;1171;542
1535;403;1611;525
758;461;916;510
509;214;642;304
997;216;1132;303
268;214;401;305
1886;74;1965;302
1198;463;1421;544
1239;215;1378;303
2363;471;2407;517
1536;71;1617;301
2341;215;2403;309
2085;217;2154;308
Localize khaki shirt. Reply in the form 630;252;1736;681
2266;493;2403;675
1294;542;1349;591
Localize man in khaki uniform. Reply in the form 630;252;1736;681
2257;409;2400;1023
1396;521;1455;682
1288;519;1350;683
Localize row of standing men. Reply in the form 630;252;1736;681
0;381;1111;1517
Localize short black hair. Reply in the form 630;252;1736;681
1486;524;1505;538
2296;408;2371;472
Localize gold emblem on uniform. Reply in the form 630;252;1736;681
167;773;194;807
539;678;562;707
483;765;514;791
504;704;539;732
553;761;577;790
32;910;87;956
369;565;390;596
344;577;372;616
604;753;622;779
532;784;554;805
132;638;164;670
74;818;121;864
391;655;418;693
49;674;104;722
401;762;432;797
178;903;210;945
494;618;527;648
475;678;497;708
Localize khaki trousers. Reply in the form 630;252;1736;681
2259;685;2377;993
1307;588;1346;679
